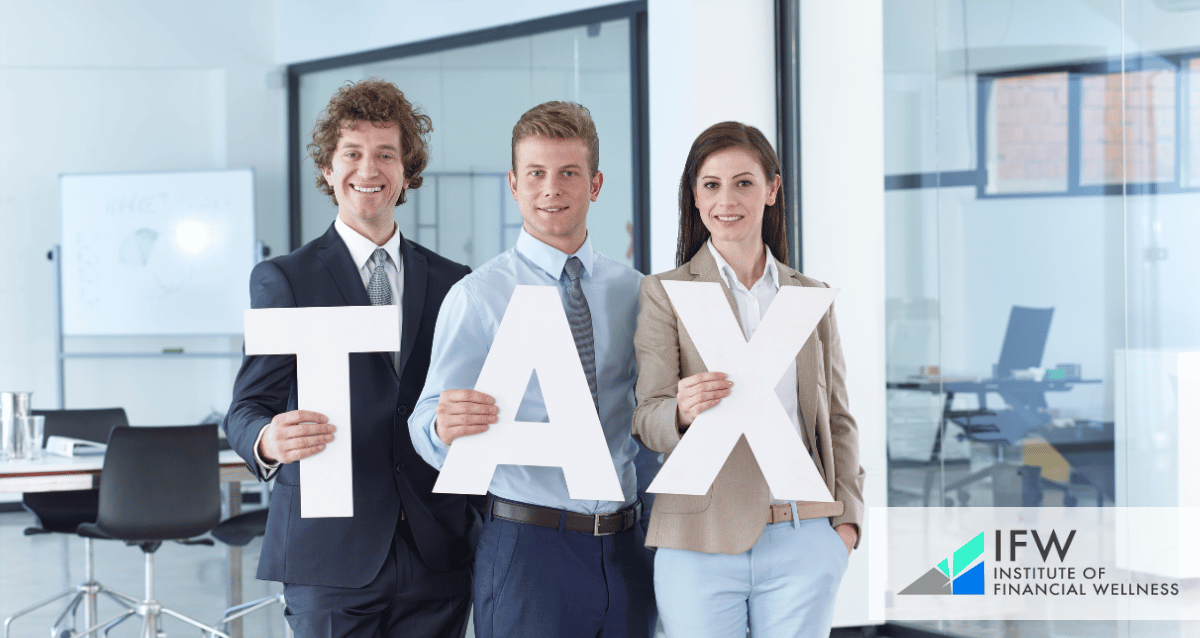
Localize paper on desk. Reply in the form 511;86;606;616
245;305;399;518
434;285;625;501
648;281;837;501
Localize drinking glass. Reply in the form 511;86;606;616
18;415;44;461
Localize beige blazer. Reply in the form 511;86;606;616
632;247;865;555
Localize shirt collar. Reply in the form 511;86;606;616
706;239;779;292
516;228;595;281
335;217;401;271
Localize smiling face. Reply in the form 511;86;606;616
693;146;781;255
322;121;407;242
508;135;603;254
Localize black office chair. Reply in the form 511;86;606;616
938;306;1056;505
72;425;230;638
3;408;139;638
210;508;289;636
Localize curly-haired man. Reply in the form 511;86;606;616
225;79;477;638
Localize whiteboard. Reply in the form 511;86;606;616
60;170;256;336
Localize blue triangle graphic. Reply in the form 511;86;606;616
951;561;985;595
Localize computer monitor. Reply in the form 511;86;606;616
994;306;1054;379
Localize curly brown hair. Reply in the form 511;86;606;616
308;79;432;206
677;122;787;267
511;101;599;177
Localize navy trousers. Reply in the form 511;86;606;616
284;522;472;638
472;507;657;638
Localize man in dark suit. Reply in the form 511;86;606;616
224;79;477;638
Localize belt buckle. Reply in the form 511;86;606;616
593;513;616;536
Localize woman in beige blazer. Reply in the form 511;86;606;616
632;122;864;637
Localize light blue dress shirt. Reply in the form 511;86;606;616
410;229;657;515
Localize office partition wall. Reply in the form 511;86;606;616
285;2;648;272
883;0;1200;633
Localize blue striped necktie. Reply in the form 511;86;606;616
563;256;600;414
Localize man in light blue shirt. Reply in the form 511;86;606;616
409;101;658;638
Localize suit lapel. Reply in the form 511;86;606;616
778;262;821;452
398;236;428;376
315;224;371;306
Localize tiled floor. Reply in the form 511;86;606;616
0;507;665;638
12;466;1194;638
0;508;286;637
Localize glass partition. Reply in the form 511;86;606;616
884;5;1200;506
885;1;1200;633
290;13;641;271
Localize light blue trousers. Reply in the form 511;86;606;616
654;513;848;638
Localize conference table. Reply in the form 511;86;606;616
0;449;256;638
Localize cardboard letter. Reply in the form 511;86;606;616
648;281;838;501
244;306;399;518
434;285;624;501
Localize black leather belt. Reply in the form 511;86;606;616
487;496;640;536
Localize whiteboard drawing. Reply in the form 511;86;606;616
118;228;157;267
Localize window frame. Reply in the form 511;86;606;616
284;1;651;273
884;50;1200;198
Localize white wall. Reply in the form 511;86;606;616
276;0;620;65
646;0;777;273
0;0;286;424
801;1;887;628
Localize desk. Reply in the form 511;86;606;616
887;377;1100;458
0;449;255;638
888;377;1104;506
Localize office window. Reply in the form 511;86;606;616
987;72;1069;194
287;5;647;271
971;55;1198;198
1080;69;1176;185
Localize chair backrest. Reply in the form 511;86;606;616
95;424;221;541
995;306;1054;378
32;408;128;445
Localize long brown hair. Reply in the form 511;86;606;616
676;122;787;267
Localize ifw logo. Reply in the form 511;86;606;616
899;532;985;595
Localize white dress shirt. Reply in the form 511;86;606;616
706;240;807;505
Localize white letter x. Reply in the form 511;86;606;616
646;281;837;501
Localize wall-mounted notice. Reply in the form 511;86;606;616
60;169;256;336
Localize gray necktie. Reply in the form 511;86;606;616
367;248;392;306
367;248;399;371
563;257;599;413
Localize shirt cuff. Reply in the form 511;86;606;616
253;422;281;481
426;419;452;467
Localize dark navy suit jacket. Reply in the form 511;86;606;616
224;223;478;588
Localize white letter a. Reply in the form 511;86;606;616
434;286;624;501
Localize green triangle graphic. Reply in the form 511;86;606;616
952;532;985;577
937;559;949;577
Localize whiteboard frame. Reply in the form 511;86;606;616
58;168;258;337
